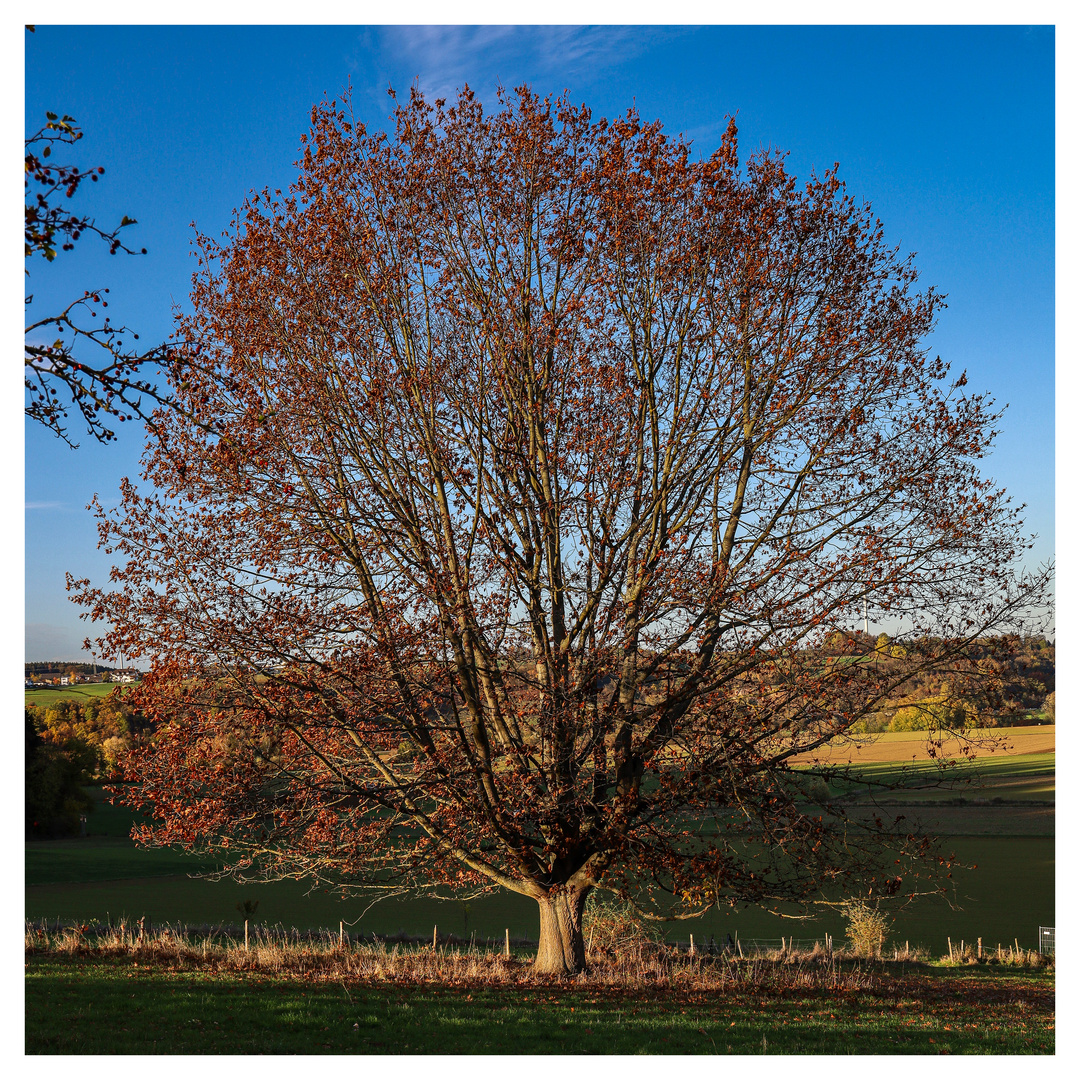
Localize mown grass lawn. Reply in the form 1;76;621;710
25;955;1053;1054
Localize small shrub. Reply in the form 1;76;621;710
841;900;891;958
583;892;662;961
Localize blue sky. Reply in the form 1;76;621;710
20;18;1056;662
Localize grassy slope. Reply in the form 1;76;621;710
25;956;1054;1054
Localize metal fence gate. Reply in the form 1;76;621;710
1039;926;1055;955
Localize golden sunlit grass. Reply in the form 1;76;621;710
24;919;1052;989
26;920;884;990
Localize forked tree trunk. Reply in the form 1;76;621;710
534;886;591;976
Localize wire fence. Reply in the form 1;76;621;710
675;934;834;955
728;937;828;951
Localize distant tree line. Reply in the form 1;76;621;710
24;634;1052;840
822;633;1055;733
26;661;117;677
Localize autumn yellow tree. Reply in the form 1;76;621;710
74;87;1049;974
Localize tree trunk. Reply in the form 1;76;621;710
534;887;590;976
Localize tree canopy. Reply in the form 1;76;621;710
74;87;1050;974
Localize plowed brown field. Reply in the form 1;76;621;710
790;725;1054;766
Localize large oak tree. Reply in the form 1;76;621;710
74;87;1049;974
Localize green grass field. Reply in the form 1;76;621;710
26;683;131;707
24;835;1054;956
26;730;1054;955
24;956;1053;1054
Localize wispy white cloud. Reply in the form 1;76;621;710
25;501;64;511
357;25;686;112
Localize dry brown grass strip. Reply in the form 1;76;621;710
24;921;883;990
25;920;1052;990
